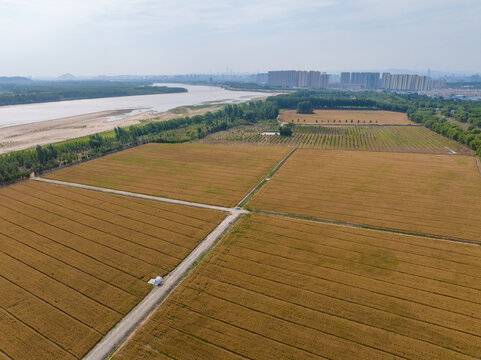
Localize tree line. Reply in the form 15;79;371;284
0;81;186;106
408;108;481;156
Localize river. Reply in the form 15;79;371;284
0;83;271;128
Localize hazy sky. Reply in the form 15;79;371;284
1;0;480;77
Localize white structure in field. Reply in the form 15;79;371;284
148;276;164;286
262;130;280;136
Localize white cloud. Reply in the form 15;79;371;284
0;0;480;76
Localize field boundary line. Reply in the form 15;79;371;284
253;209;481;247
237;148;297;207
476;157;481;178
84;209;246;360
33;177;231;213
182;279;480;358
204;260;481;329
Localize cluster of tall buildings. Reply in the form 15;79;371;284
264;70;446;92
341;72;381;89
381;73;446;91
339;72;446;91
267;70;329;88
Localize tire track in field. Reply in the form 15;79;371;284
186;276;481;358
246;223;481;282
167;302;331;360
221;251;481;321
203;260;481;336
237;235;481;305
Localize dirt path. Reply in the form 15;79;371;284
237;148;297;207
33;177;231;213
444;116;472;131
253;209;481;246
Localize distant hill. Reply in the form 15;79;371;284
57;73;77;80
0;76;32;84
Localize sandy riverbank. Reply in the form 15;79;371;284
0;106;220;154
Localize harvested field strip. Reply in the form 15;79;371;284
115;214;481;359
249;150;481;242
0;181;225;359
199;124;470;155
46;166;257;206
279;110;412;125
45;143;291;206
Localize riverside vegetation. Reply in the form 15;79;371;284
0;81;187;106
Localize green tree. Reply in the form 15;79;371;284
280;126;293;137
297;101;313;114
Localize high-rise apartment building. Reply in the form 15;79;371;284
428;79;447;90
298;71;309;88
267;70;330;88
255;73;268;84
381;73;436;91
349;72;380;89
340;72;351;85
267;70;299;87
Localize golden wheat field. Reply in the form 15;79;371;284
0;181;224;359
114;214;481;360
45;143;290;207
279;109;413;125
248;150;481;242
